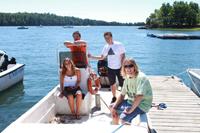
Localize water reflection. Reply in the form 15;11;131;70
0;82;25;105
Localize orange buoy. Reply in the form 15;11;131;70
87;72;101;95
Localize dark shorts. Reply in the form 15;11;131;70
108;68;124;87
116;100;145;123
63;86;85;99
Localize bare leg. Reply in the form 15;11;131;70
67;95;75;115
111;83;116;97
76;92;82;119
111;111;119;125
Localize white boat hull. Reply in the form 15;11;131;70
187;69;200;97
2;68;150;133
0;64;25;92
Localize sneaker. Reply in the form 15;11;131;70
111;97;117;103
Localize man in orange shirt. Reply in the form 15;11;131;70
64;31;88;68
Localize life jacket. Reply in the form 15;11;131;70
87;72;101;95
67;43;88;68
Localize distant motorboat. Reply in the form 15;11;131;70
147;33;200;39
187;68;200;97
17;26;28;29
63;26;73;28
138;26;147;29
37;25;43;28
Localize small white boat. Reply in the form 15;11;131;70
0;64;25;92
187;68;200;97
17;26;28;29
63;26;73;28
2;51;150;133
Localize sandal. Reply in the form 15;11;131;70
76;115;81;120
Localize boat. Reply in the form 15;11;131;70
0;64;25;92
187;68;200;97
17;26;28;29
138;26;148;29
147;33;200;40
0;52;25;92
63;26;74;28
2;51;151;133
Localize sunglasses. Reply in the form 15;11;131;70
124;64;134;68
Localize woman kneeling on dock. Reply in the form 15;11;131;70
59;58;85;119
110;58;153;125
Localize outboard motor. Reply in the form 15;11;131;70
0;50;9;71
97;59;110;88
9;57;16;64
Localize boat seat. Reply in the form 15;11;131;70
58;51;72;68
59;48;88;68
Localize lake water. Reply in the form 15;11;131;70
0;26;200;131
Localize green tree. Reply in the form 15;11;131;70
159;3;172;27
0;12;135;26
146;1;200;28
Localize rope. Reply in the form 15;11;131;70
171;70;187;77
162;70;186;82
111;123;125;133
100;95;111;111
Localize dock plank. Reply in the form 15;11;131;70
148;76;200;133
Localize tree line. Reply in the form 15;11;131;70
0;12;138;26
146;1;200;28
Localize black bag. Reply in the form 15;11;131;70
97;59;108;76
97;59;110;88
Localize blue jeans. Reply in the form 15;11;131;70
116;100;145;123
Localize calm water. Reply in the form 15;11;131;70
0;26;200;131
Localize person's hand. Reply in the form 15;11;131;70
93;88;98;94
59;91;64;98
110;107;118;118
75;85;80;89
88;53;92;58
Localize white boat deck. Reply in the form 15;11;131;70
3;74;200;133
2;86;149;133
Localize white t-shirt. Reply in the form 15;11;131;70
101;41;125;69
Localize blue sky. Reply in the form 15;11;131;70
0;0;199;23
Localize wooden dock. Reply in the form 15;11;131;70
148;76;200;133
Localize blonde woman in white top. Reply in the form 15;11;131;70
60;58;84;119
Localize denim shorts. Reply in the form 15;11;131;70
116;100;145;123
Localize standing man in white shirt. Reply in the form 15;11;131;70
88;32;126;103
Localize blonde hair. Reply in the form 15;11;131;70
61;58;76;77
121;58;139;78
